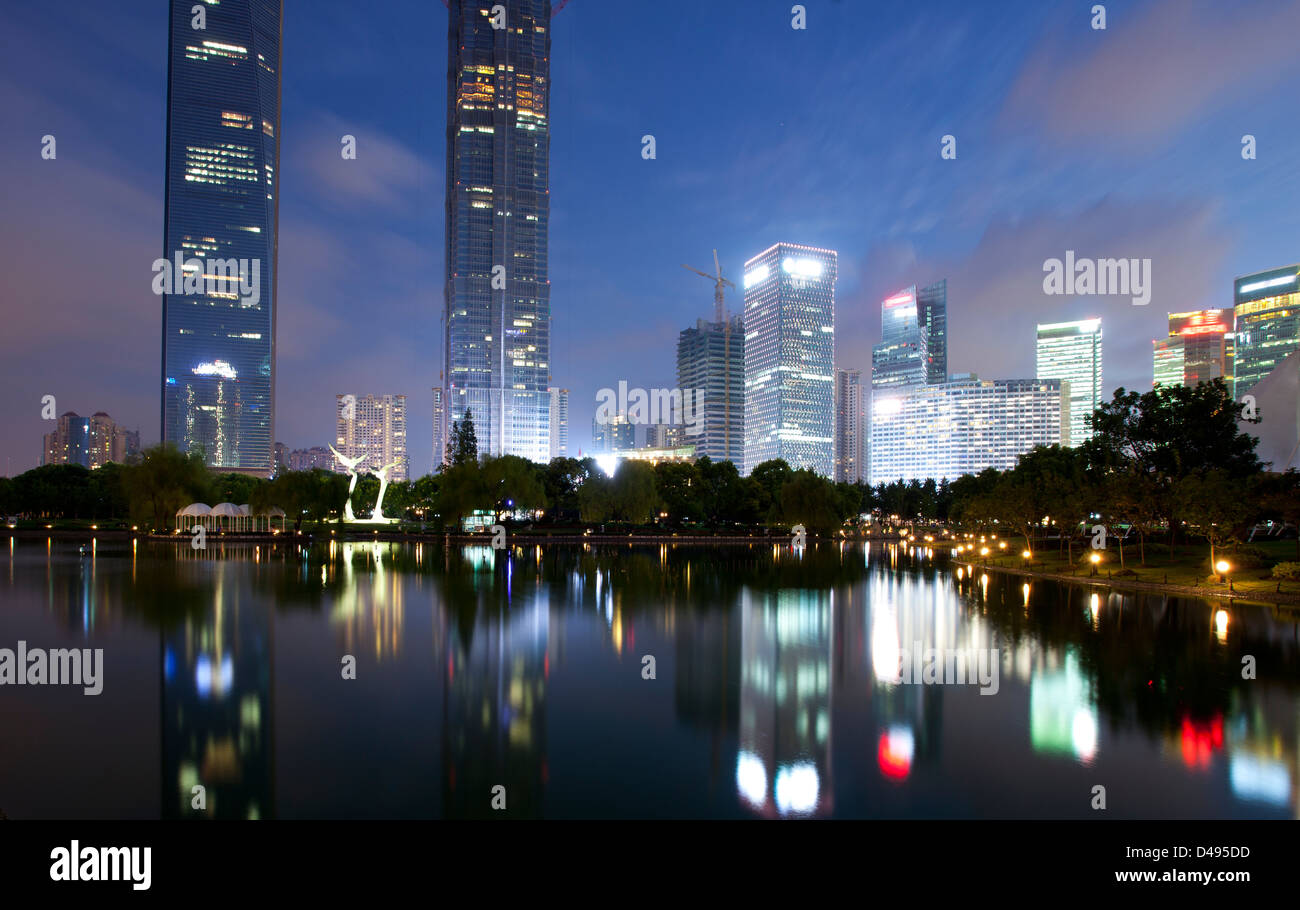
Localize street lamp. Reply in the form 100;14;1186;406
1215;559;1231;585
1022;549;1032;560
1089;552;1101;575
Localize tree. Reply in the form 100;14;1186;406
1174;470;1256;570
775;469;843;534
444;410;479;468
749;459;793;524
481;455;546;519
610;460;658;524
123;444;210;530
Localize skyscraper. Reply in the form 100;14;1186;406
442;0;552;464
1036;319;1102;446
869;378;1068;484
335;394;408;481
432;385;446;471
1234;265;1300;398
871;288;928;392
742;243;838;476
677;316;745;465
917;279;948;385
1152;309;1234;389
161;0;281;476
834;369;863;483
548;387;568;459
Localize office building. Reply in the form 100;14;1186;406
1234;264;1300;398
1152;309;1234;389
644;423;684;449
1036;319;1102;445
441;0;552;463
743;243;838;476
869;378;1068;484
917;279;948;384
335;394;408;481
834;369;863;483
591;413;635;454
548;387;568;459
872;288;928;392
677;316;745;465
161;0;281;476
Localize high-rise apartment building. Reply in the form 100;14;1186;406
161;0;281;477
1234;265;1300;398
1152;309;1234;389
834;369;863;483
677;316;744;465
742;243;838;476
335;394;408;481
644;423;684;449
442;0;552;463
289;446;333;472
869;378;1068;484
43;412;138;469
1036;319;1102;445
432;385;446;471
548;387;568;459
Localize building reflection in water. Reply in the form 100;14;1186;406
737;588;834;817
332;541;404;661
162;559;273;819
442;549;548;818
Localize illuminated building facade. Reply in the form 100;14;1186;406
442;0;552;464
161;0;280;476
871;287;928;392
42;411;139;469
335;394;408;481
869;378;1067;484
917;279;949;385
548;386;568;459
1035;319;1101;445
432;386;446;470
591;413;634;453
1152;309;1234;389
1234;265;1300;398
742;243;838;476
677;316;745;465
834;369;863;483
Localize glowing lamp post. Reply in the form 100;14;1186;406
1089;552;1101;576
1215;560;1231;586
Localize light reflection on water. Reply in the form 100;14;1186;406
1;538;1298;820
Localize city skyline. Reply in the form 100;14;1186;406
4;1;1300;477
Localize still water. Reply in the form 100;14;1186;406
2;537;1297;819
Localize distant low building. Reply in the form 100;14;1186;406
289;446;333;472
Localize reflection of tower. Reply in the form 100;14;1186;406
441;558;548;818
736;589;834;817
161;561;273;819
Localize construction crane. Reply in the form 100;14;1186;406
681;250;737;459
682;250;734;323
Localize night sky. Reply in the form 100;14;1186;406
2;0;1299;476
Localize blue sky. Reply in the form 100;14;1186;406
2;0;1299;475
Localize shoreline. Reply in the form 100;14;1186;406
5;528;906;545
955;558;1300;611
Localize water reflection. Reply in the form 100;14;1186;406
3;538;1298;818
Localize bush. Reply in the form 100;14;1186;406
1222;545;1269;570
1271;562;1300;581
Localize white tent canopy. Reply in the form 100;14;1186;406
174;501;288;533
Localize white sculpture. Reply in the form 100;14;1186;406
329;445;368;522
370;459;401;521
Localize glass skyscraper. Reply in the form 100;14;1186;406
917;279;948;385
161;0;281;476
1234;265;1300;398
677;316;745;465
442;0;552;463
1152;309;1234;390
1036;319;1102;446
742;243;837;476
